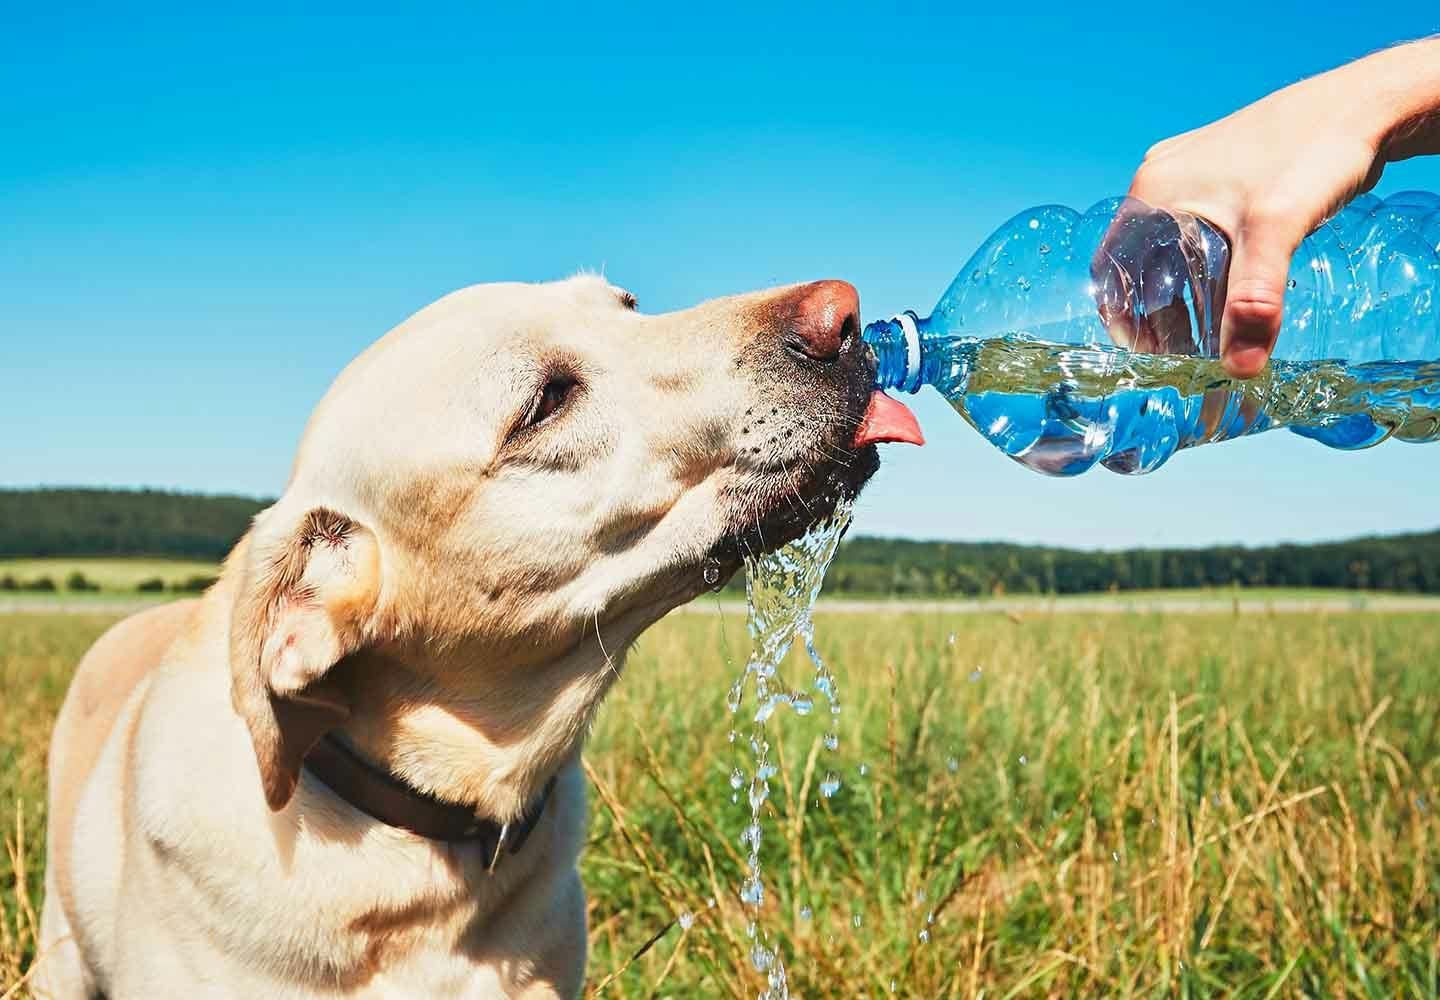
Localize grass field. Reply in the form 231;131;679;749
0;558;219;592
3;607;1438;997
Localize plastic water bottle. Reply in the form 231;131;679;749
863;191;1440;476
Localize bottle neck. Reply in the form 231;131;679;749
863;311;925;393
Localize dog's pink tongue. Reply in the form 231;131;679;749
853;390;924;447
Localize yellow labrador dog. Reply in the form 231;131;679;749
36;275;921;998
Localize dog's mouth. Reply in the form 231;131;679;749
711;436;881;571
707;385;918;576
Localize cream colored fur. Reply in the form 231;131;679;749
37;275;875;998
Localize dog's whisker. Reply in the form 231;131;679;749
777;457;818;518
593;608;622;685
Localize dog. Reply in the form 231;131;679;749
36;275;921;998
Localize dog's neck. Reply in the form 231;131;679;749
325;638;620;823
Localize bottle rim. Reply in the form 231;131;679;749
894;311;921;393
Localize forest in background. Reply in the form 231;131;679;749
3;487;1437;595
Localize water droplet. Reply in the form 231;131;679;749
926;910;935;925
727;729;737;744
914;889;927;904
731;793;738;803
858;763;869;777
1287;278;1297;289
748;779;769;811
968;667;983;683
1028;217;1040;230
890;978;897;993
971;269;982;282
819;773;841;798
702;558;722;586
791;694;813;716
750;943;774;972
1018;754;1029;766
918;928;931;944
947;633;957;645
678;910;694;930
823;732;839;751
852;914;863;928
1112;851;1120;863
1038;242;1052;254
725;683;742;714
753;699;776;725
799;904;812;920
946;757;960;773
741;877;764;905
730;768;744;790
1017;276;1032;292
741;822;762;849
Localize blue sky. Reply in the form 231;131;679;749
5;4;1439;549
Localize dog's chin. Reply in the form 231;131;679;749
707;442;880;578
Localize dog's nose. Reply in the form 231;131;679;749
782;280;860;363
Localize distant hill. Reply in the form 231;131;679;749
2;488;1437;596
0;488;267;560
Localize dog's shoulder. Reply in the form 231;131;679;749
63;599;202;733
48;599;203;894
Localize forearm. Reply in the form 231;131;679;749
1339;37;1440;161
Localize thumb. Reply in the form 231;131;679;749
1219;226;1300;378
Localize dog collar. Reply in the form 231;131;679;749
304;733;554;871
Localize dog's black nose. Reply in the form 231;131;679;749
782;280;860;363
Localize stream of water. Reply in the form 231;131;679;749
726;499;854;1000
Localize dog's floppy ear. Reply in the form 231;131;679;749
229;503;382;810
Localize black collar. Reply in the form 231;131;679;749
304;733;553;871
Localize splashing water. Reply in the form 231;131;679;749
728;498;854;1000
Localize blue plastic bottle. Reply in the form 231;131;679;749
863;191;1440;476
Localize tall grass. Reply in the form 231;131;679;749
4;609;1438;997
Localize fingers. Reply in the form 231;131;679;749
1219;223;1301;378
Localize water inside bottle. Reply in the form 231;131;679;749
727;500;852;999
945;335;1440;476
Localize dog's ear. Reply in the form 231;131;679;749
229;504;382;811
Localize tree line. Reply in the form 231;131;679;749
3;488;1437;596
823;533;1440;597
0;488;266;560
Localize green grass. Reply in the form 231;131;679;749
0;558;220;592
4;609;1438;997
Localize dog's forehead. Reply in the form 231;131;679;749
429;275;636;351
292;277;645;483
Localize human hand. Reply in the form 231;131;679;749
1110;38;1440;377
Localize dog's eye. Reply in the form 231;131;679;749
529;375;577;427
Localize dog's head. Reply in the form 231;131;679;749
225;276;918;810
